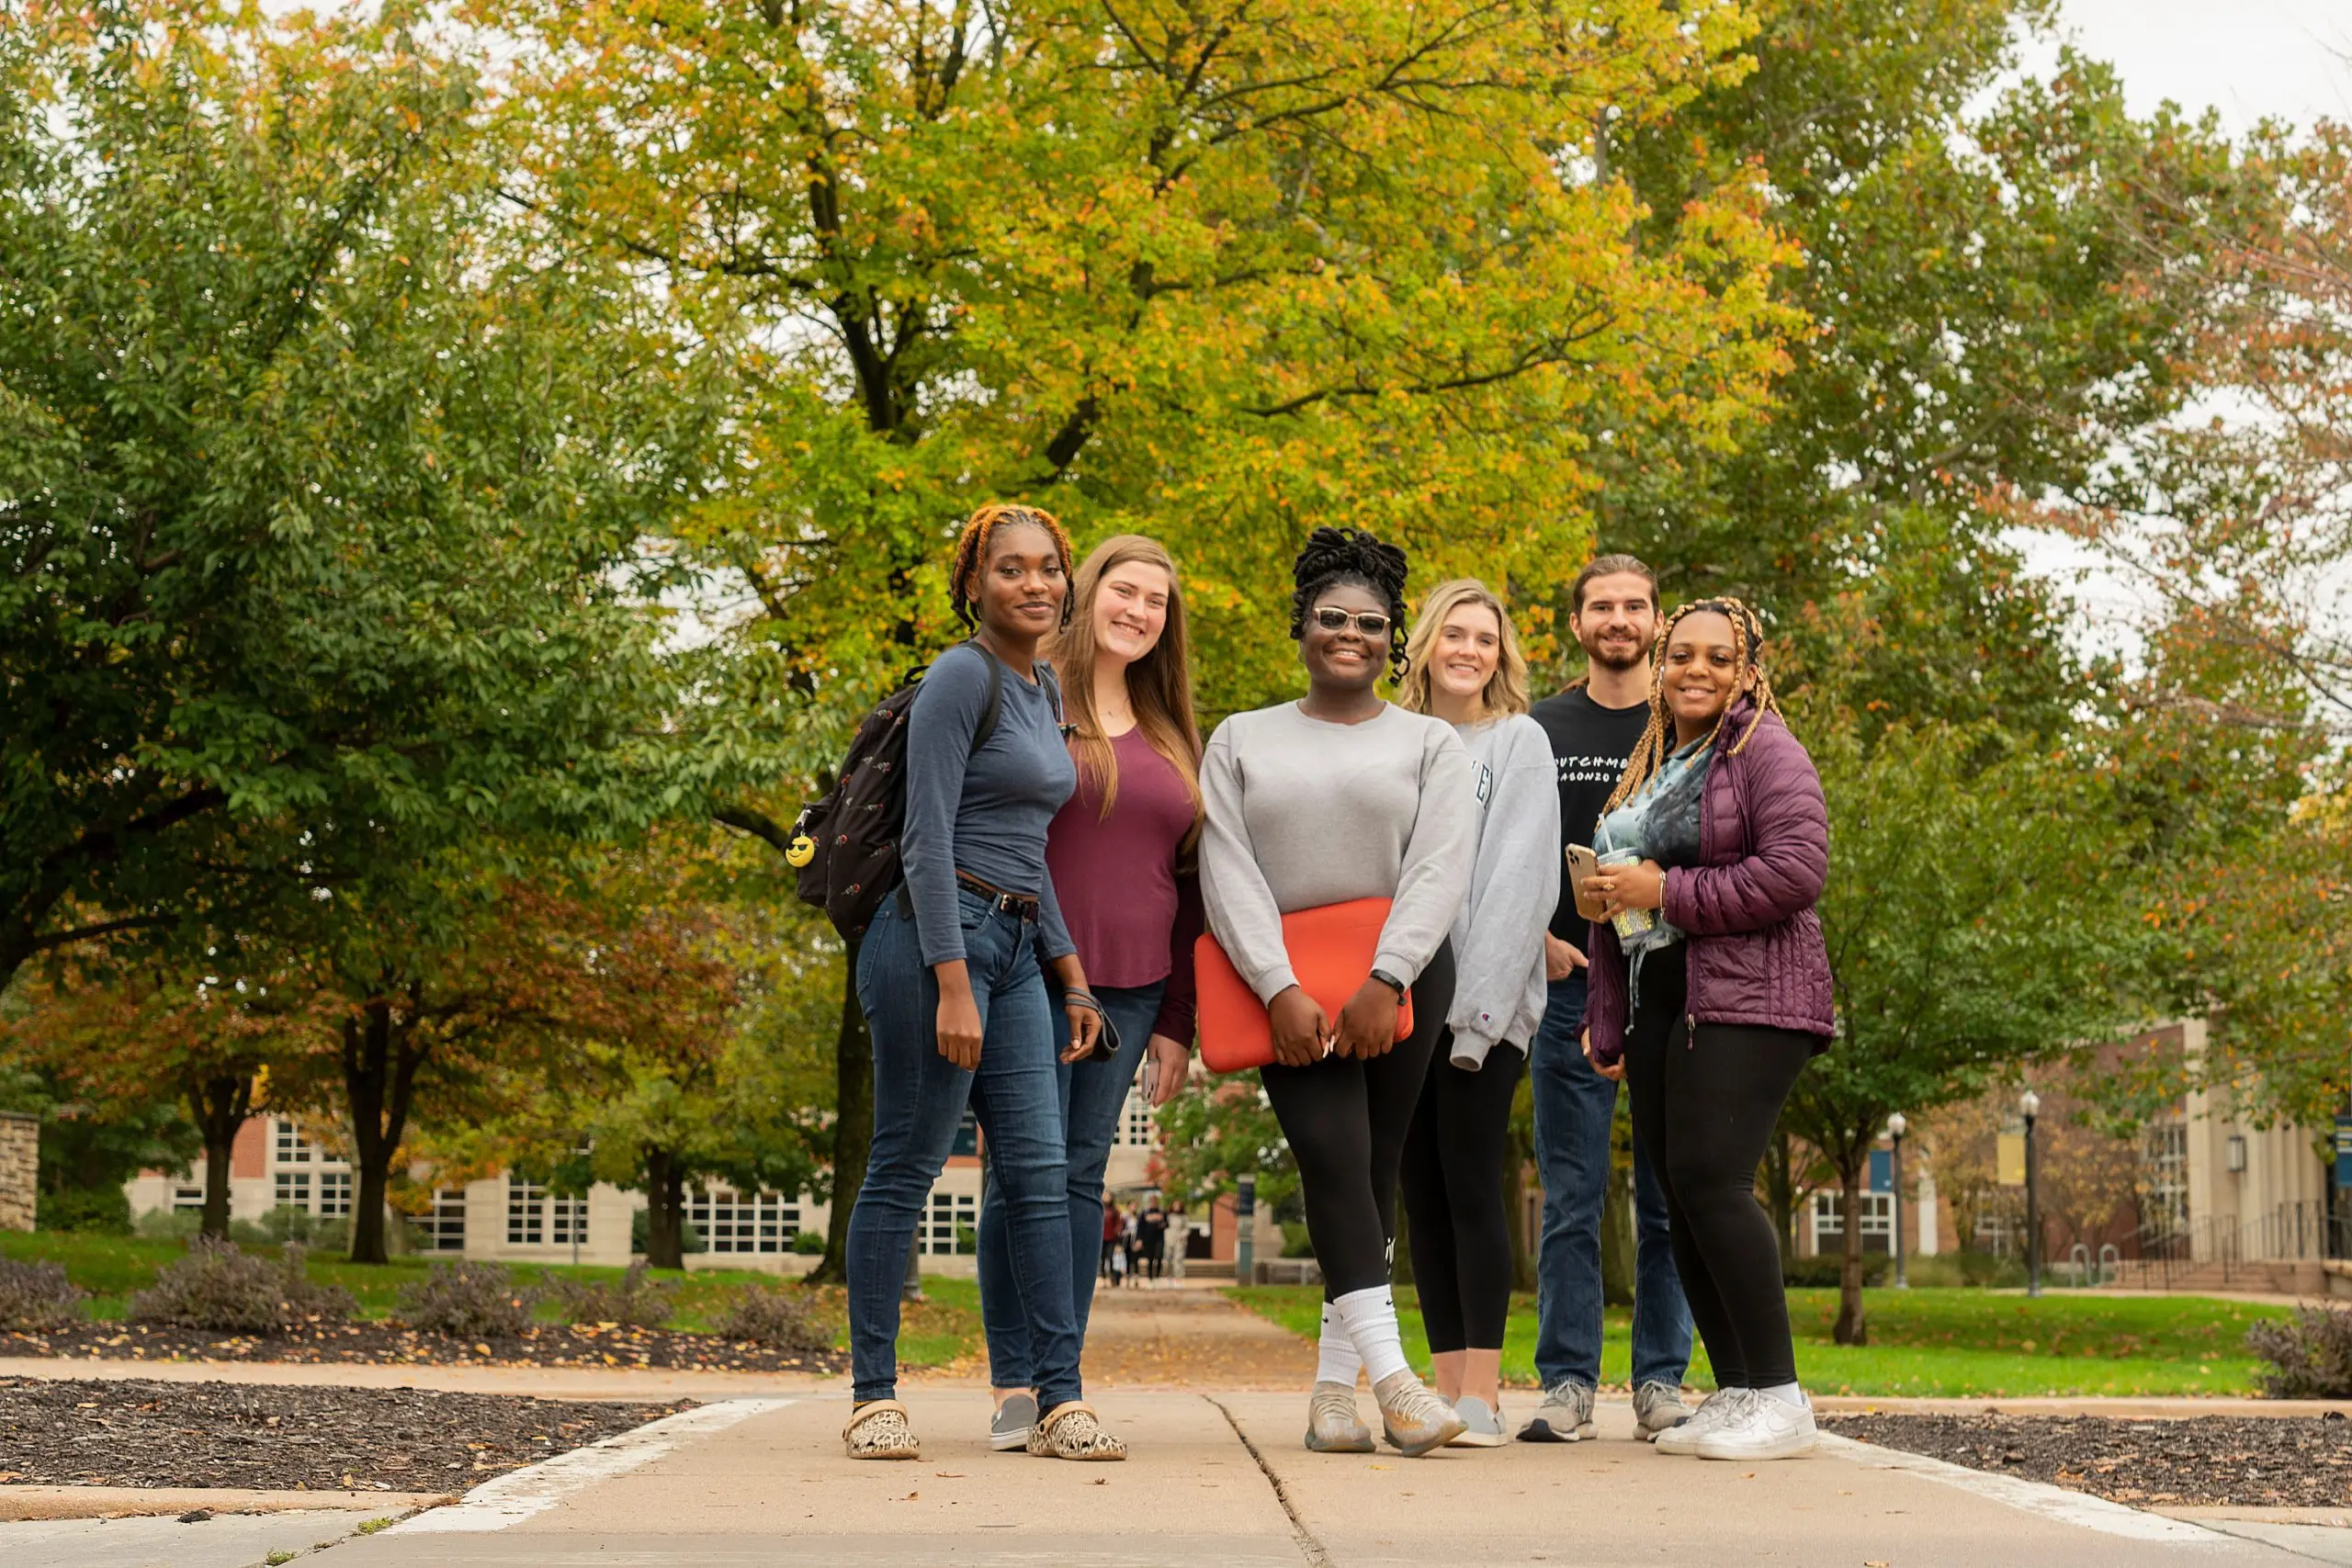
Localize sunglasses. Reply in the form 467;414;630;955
1310;605;1392;637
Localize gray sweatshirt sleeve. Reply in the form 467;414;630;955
1198;720;1300;1005
900;648;986;967
1448;718;1563;1066
1371;722;1477;987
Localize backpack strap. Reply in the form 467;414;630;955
971;643;1005;751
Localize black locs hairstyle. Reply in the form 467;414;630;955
1289;526;1410;677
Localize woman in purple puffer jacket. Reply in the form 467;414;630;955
1577;597;1831;1465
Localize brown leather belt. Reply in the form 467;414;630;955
956;869;1041;923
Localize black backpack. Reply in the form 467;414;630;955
786;644;1054;940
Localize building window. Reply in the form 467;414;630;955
550;1196;587;1247
316;1170;353;1217
689;1188;799;1254
275;1171;311;1211
920;1190;978;1255
1119;1090;1156;1149
172;1184;206;1213
506;1180;547;1246
2143;1121;2189;1235
1811;1190;1894;1253
273;1119;313;1166
417;1189;467;1253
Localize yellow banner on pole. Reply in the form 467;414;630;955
1996;1132;2026;1188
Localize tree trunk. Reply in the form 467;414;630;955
1599;1160;1634;1307
1502;1117;1534;1293
342;995;426;1265
185;1071;254;1241
809;938;872;1287
1765;1130;1796;1274
643;1145;686;1269
1833;1157;1869;1346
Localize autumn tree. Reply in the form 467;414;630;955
0;6;709;998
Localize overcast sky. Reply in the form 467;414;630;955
2053;0;2350;132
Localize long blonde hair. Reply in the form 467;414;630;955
1397;579;1532;719
1045;536;1204;845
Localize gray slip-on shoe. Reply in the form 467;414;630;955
990;1392;1038;1452
1446;1395;1505;1448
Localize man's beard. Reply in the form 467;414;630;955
1582;635;1647;673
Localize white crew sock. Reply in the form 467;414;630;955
1316;1303;1364;1386
1331;1285;1411;1385
1758;1381;1807;1409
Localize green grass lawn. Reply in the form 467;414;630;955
0;1230;984;1367
1226;1283;2290;1398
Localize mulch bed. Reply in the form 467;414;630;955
0;1376;690;1492
2;1321;846;1374
1825;1413;2352;1508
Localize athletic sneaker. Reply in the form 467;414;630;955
1305;1381;1374;1453
989;1393;1037;1452
1634;1381;1692;1438
1695;1391;1817;1461
1516;1380;1595;1443
1446;1395;1505;1448
1372;1370;1466;1457
1653;1388;1750;1455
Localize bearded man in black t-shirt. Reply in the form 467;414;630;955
1517;556;1697;1446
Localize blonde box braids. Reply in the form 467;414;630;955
1602;596;1783;814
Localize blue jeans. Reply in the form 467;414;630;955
844;889;1083;1411
977;979;1165;1388
1529;970;1692;1391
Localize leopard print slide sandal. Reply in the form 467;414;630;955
1026;1401;1126;1461
844;1399;921;1460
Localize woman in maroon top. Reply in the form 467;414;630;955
977;535;1204;1449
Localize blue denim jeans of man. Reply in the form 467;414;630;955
844;889;1083;1412
978;979;1166;1388
1529;969;1692;1391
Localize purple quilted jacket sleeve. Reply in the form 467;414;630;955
1662;714;1827;938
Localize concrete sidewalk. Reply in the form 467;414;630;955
311;1390;2324;1567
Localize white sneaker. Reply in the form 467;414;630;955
1652;1388;1751;1455
1694;1391;1817;1461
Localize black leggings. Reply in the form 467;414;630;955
1398;1038;1522;1352
1261;942;1455;1302
1621;946;1815;1389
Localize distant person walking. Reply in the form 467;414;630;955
1393;581;1558;1448
1102;1201;1122;1283
1581;598;1833;1462
1199;527;1476;1458
1521;555;1695;1445
976;534;1204;1450
1139;1200;1169;1283
841;502;1124;1463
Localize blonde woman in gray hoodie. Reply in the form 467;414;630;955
1396;580;1561;1446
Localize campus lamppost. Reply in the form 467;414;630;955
1887;1113;1909;1290
2021;1089;2042;1299
1236;1173;1257;1287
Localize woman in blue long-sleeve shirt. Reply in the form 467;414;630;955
842;502;1123;1463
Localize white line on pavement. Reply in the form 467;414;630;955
1817;1433;2238;1547
385;1397;797;1535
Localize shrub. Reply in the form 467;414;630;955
713;1282;834;1351
629;1209;706;1256
544;1261;673;1328
0;1258;88;1331
38;1185;130;1235
1781;1254;1891;1289
128;1240;355;1333
401;1261;537;1339
791;1229;826;1256
260;1206;352;1254
2247;1306;2352;1399
135;1207;205;1241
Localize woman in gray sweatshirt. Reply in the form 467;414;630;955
1394;580;1561;1447
1199;528;1476;1458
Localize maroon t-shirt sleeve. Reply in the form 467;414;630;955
1152;866;1204;1044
